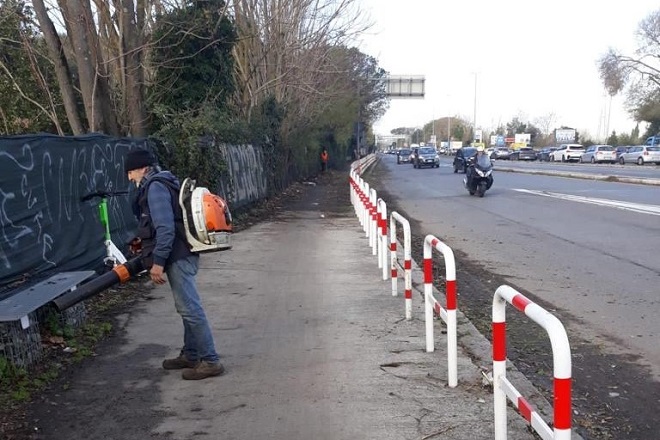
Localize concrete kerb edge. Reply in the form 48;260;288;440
494;165;660;186
397;237;585;440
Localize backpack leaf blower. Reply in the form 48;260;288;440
52;179;233;311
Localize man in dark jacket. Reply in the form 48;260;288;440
126;148;223;380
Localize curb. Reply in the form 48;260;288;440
494;165;660;186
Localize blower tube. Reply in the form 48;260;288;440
53;257;145;311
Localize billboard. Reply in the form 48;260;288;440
555;128;576;143
514;133;531;145
386;76;425;98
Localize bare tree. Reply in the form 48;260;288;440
598;9;660;124
32;0;85;134
230;0;371;128
29;0;157;135
534;112;556;137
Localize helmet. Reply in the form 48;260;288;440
477;146;484;152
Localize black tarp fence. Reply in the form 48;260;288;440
0;134;151;296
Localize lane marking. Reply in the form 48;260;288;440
513;189;660;216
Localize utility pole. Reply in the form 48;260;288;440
446;94;451;151
473;72;478;142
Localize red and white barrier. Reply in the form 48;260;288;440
349;172;366;231
349;171;360;221
376;198;388;280
492;285;572;440
369;188;377;255
423;235;458;388
389;211;412;320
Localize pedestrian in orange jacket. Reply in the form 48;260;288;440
320;149;329;172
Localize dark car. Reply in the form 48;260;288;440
453;147;478;173
537;147;557;161
510;147;537;161
397;148;412;164
413;146;440;168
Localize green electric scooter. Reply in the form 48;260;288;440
81;190;129;268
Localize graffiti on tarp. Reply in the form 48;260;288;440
0;135;146;289
0;135;271;290
219;144;268;208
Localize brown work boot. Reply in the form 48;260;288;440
162;355;197;370
181;361;225;380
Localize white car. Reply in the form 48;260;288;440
550;144;585;162
618;145;660;165
580;145;616;164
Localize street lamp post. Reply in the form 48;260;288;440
473;72;478;142
445;94;451;152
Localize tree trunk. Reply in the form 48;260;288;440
59;0;119;135
32;0;85;134
81;0;119;135
121;0;147;137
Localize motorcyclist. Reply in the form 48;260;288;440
467;145;494;190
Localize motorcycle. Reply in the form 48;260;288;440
463;153;494;197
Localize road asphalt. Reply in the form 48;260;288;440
24;167;563;440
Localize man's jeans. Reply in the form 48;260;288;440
167;255;220;363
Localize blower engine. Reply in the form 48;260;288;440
179;178;233;252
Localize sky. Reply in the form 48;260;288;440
355;0;659;142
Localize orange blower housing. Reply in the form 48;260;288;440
179;178;232;253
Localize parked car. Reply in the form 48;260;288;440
397;148;412;164
550;144;585;162
537;147;557;161
490;147;511;160
453;147;478;173
510;147;537;161
614;146;630;160
618;145;660;165
412;146;440;168
644;136;660;146
580;145;616;164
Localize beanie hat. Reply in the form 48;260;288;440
125;148;155;171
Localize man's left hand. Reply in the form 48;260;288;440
150;264;167;284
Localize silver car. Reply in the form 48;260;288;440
580;145;616;164
618;145;660;165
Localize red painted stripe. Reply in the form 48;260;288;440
405;289;412;299
382;224;387;235
512;294;531;313
492;322;506;361
423;258;433;284
518;397;533;422
390;243;397;251
446;279;457;310
391;269;397;278
554;378;572;429
404;260;411;270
